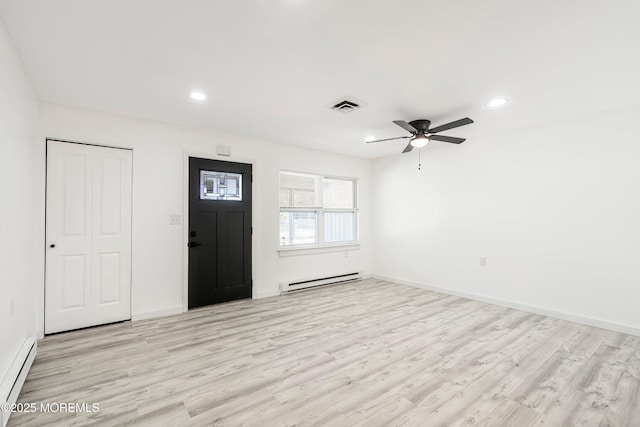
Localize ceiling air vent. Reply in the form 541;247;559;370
331;99;361;113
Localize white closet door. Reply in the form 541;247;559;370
45;141;132;334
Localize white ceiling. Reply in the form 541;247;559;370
1;0;639;158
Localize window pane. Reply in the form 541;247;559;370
323;178;354;209
325;211;357;243
200;171;242;201
280;172;322;208
279;211;317;246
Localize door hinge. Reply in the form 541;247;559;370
251;226;253;235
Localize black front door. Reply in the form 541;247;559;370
188;157;252;309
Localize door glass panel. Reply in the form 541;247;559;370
200;170;242;201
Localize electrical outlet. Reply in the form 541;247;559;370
480;257;487;267
169;215;182;225
10;299;15;317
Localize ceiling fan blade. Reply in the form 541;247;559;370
366;136;410;144
393;120;418;134
429;117;473;134
429;135;466;144
402;143;414;153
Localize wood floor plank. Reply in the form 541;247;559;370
8;279;640;426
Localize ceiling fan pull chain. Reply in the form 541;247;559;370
418;148;422;170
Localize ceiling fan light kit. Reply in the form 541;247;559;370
366;117;474;154
410;134;429;148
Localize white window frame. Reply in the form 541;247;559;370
278;171;359;255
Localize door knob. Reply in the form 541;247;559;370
187;241;202;248
49;244;56;248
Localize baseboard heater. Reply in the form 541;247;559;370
280;272;361;294
1;337;37;427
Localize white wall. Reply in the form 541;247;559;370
39;103;372;328
372;107;640;335
0;21;41;388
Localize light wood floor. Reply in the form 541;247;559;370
10;279;640;426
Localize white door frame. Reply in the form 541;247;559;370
44;138;133;334
182;151;257;312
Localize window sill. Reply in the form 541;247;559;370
278;243;360;257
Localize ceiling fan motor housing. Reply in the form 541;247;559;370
408;119;431;133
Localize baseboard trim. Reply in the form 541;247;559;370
253;289;280;299
131;306;184;321
1;337;37;427
373;275;640;337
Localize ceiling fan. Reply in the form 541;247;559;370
367;117;474;153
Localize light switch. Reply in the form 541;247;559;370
170;215;182;225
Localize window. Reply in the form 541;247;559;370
279;171;358;248
200;170;242;201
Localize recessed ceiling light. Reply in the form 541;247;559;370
190;92;207;101
486;98;508;108
365;136;375;142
